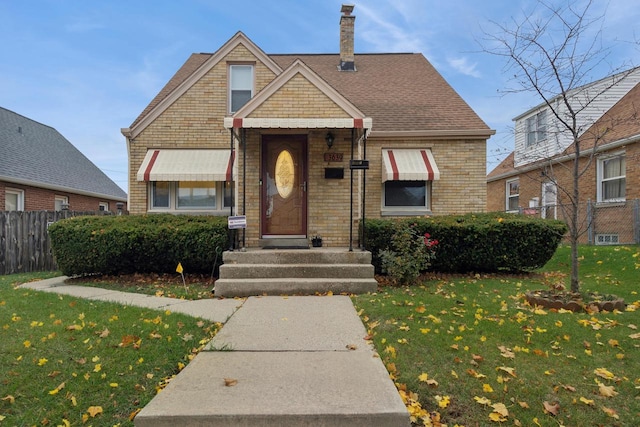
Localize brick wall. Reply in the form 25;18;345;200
1;181;126;212
489;142;638;212
487;141;639;243
128;43;489;247
128;43;277;214
365;137;487;216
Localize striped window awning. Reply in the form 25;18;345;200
136;149;235;182
381;149;440;182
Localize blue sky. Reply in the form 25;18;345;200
2;0;638;192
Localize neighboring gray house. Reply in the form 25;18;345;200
1;107;127;212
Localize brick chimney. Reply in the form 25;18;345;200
339;4;355;71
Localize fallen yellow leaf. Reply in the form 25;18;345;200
48;382;65;395
601;406;619;419
474;396;492;406
594;368;615;379
492;402;509;416
579;396;595;406
435;395;450;408
598;382;618;397
489;411;507;422
87;406;103;417
498;346;515;359
497;366;517;377
1;395;15;404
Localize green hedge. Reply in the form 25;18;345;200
49;214;229;276
364;213;567;274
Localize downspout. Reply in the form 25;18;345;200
361;128;367;251
349;127;355;251
229;129;235;250
242;128;246;248
120;128;133;210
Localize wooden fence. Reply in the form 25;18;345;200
0;210;119;275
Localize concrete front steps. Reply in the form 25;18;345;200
214;248;378;297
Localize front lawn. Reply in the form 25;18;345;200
3;245;638;426
353;245;640;426
0;272;220;426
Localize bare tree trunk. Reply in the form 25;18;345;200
570;140;581;293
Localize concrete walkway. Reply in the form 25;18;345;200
21;277;409;426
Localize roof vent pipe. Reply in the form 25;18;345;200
339;4;356;71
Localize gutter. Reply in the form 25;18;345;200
487;132;640;183
369;129;496;140
0;176;127;202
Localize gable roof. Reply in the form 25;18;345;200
1;107;127;200
127;32;282;137
225;58;372;130
126;33;493;139
269;53;491;136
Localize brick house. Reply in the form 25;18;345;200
1;107;127;213
487;70;640;244
123;5;493;249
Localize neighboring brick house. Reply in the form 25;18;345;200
1;107;127;213
123;5;493;249
487;70;640;244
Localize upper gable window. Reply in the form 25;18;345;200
229;64;253;113
525;110;547;147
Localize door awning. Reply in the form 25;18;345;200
381;149;440;182
136;149;235;182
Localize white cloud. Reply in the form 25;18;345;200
447;56;482;78
356;3;426;54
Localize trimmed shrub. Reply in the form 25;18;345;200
49;214;229;276
365;213;567;274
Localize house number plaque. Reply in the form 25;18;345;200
324;152;344;162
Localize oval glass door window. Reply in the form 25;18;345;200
275;149;295;198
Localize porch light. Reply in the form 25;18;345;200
325;132;335;149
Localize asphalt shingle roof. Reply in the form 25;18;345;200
130;51;490;134
1;107;127;200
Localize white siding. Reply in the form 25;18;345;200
514;68;640;167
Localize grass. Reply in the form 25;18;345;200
0;272;221;426
352;245;640;426
2;245;638;426
65;272;217;300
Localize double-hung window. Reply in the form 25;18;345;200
506;179;519;211
598;154;625;202
5;188;24;211
229;64;253;113
525;110;547;147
